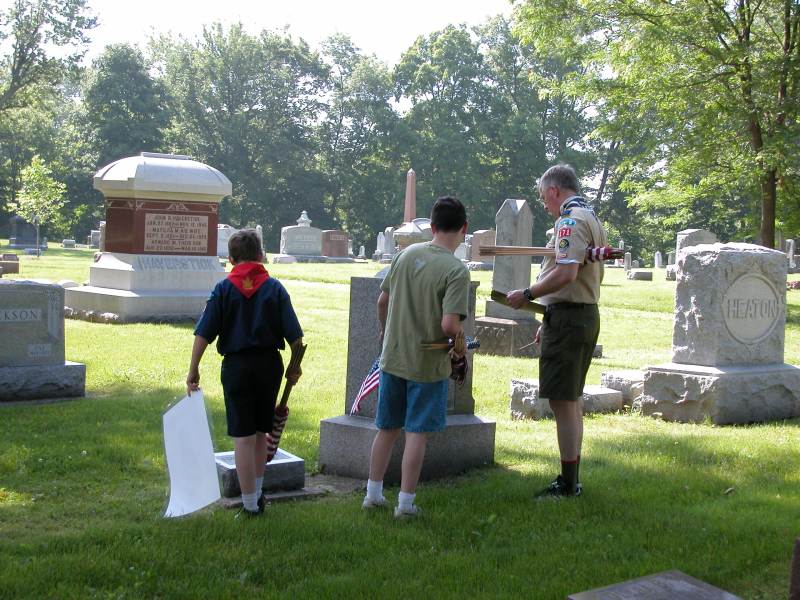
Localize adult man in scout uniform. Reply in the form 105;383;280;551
507;164;607;497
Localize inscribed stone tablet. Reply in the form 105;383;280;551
568;570;741;600
0;282;64;367
722;273;782;344
144;213;209;254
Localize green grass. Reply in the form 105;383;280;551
1;243;800;599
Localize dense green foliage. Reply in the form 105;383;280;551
1;2;799;256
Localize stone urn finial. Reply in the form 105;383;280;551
297;211;311;227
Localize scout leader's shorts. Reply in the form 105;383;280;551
221;348;284;437
539;303;600;402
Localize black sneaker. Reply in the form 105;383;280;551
257;493;266;512
235;506;263;519
535;475;579;499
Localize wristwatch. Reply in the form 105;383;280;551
523;287;533;301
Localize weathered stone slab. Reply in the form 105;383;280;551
601;370;645;406
321;230;349;257
627;270;653;281
61;239;76;248
568;569;741;600
666;265;677;281
0;361;85;401
641;362;800;424
676;228;717;256
318;414;495;483
673;243;786;366
510;380;623;419
215;448;305;497
0;259;19;274
469;229;495;264
474;316;538;358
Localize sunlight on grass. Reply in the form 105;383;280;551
1;244;799;598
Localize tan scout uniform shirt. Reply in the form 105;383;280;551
537;196;607;305
380;242;470;382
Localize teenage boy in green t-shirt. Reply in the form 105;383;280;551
362;196;470;518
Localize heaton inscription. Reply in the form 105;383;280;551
723;273;782;345
144;213;209;254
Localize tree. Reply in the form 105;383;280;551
153;23;328;249
83;44;171;167
0;0;96;113
516;0;800;248
317;34;401;247
11;155;66;255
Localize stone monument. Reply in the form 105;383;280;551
216;224;238;258
641;243;800;424
466;229;495;271
321;230;354;263
0;281;85;401
318;275;495;482
380;226;396;262
7;216;46;251
64;152;230;322
0;254;20;275
403;168;416;223
654;251;663;268
372;232;385;261
474;200;539;357
274;211;324;263
787;239;797;273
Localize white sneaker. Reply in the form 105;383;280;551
361;495;388;510
393;504;421;519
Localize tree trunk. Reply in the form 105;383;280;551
759;167;777;248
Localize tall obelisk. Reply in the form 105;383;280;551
403;168;416;223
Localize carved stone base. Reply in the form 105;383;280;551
474;316;539;357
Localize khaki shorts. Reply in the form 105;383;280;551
539;303;600;402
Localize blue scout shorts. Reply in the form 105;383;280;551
375;371;448;433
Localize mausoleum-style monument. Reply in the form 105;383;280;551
64;153;231;322
0;281;85;401
641;242;800;424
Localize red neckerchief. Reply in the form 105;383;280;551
227;262;269;299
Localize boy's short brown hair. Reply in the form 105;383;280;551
228;229;262;263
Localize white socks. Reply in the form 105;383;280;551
398;491;415;509
242;491;259;512
366;479;384;500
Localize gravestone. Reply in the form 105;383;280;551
0;254;20;275
255;225;264;252
676;228;717;257
380;226;396;262
216;224;238;258
318;275;495;482
568;570;741;600
99;221;106;251
276;211;324;262
667;251;675;265
467;229;495;270
357;245;366;260
787;239;797;272
372;232;385;261
655;251;663;268
215;448;305;497
64;153;229;322
403;168;416;223
0;281;85;401
393;218;432;252
321;230;354;263
641;243;800;424
89;230;100;249
624;252;632;271
627;270;653;281
8;216;45;250
454;242;468;260
510;380;623;419
475;201;538;357
62;239;75;248
601;370;645;408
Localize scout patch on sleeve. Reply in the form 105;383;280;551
558;238;569;249
558;252;568;258
558;227;572;237
559;218;576;227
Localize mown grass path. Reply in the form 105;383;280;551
1;245;799;598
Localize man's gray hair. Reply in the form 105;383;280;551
539;164;580;195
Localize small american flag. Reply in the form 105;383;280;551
351;356;381;416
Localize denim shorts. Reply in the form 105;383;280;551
375;371;448;433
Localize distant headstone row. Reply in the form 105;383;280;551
273;211;354;264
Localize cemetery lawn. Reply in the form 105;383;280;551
1;245;799;599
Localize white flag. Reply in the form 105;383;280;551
163;390;220;517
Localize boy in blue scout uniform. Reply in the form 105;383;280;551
508;164;608;498
187;229;304;516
